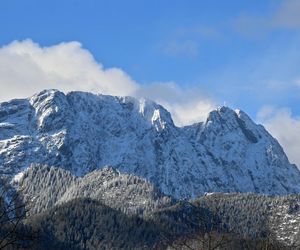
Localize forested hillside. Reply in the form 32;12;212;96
2;192;299;249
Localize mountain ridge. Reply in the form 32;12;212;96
0;89;299;198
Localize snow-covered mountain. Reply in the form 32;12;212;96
0;89;300;198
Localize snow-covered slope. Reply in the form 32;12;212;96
0;89;300;198
153;193;300;247
18;164;173;215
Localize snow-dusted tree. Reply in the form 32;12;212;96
0;178;35;249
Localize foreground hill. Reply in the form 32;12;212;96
2;170;300;249
26;198;161;250
21;193;300;250
0;89;299;198
13;165;300;247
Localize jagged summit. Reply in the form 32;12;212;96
28;89;174;131
0;89;300;198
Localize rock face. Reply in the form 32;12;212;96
0;89;300;198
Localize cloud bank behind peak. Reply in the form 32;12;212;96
0;39;216;126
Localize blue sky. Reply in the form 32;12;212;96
1;0;300;165
1;0;300;116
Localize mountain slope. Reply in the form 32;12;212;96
24;194;300;250
26;198;162;250
0;89;300;198
18;164;173;215
143;193;300;249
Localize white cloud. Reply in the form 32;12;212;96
0;39;215;126
182;26;221;39
234;0;300;37
136;82;217;126
272;0;300;29
162;40;199;57
0;40;139;99
161;25;221;58
295;79;300;86
165;100;216;126
257;106;300;168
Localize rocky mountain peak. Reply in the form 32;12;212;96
0;89;299;199
29;89;69;131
